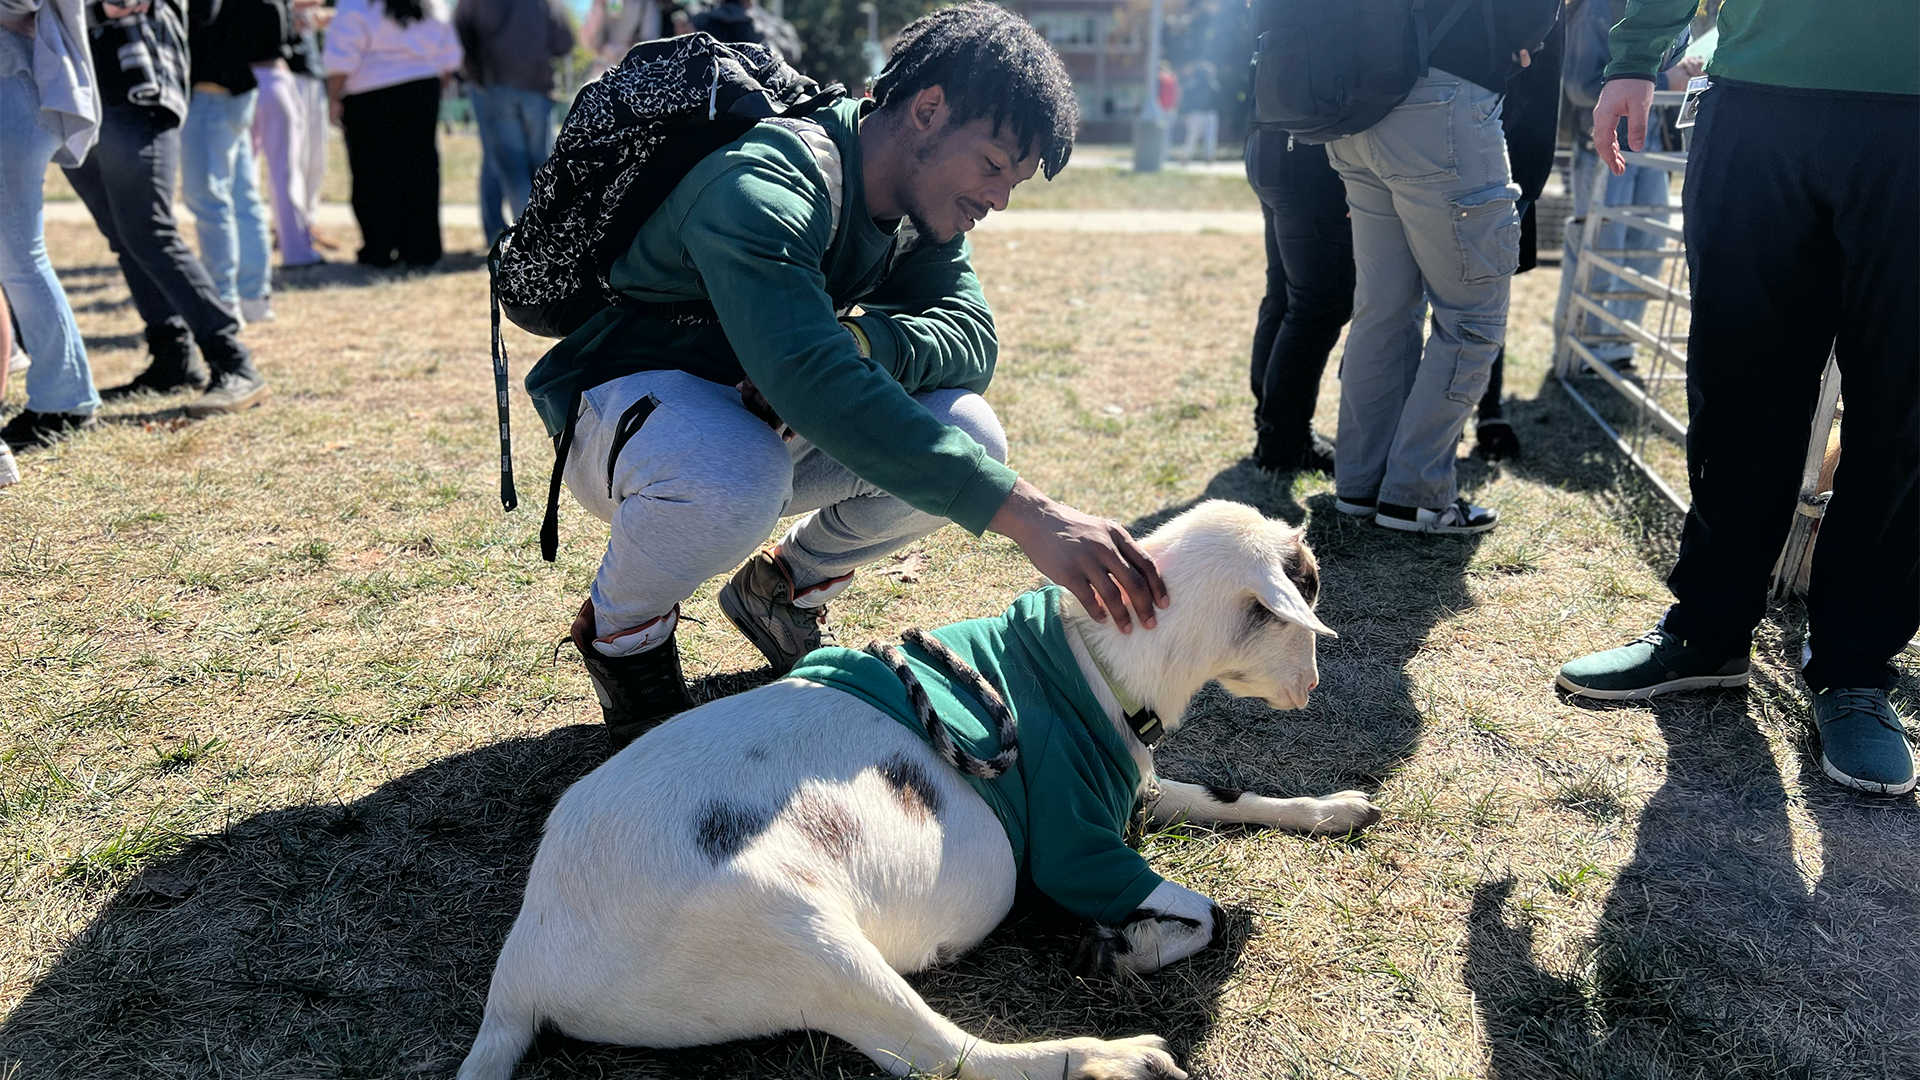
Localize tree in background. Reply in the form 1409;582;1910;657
781;0;940;93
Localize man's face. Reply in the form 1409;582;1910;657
895;108;1042;244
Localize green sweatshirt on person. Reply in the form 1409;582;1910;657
524;98;1018;536
788;586;1165;926
1605;0;1918;97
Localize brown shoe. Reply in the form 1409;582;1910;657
716;550;845;676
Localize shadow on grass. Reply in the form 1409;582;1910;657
270;252;490;294
1127;458;1482;801
0;712;1251;1079
1466;665;1920;1080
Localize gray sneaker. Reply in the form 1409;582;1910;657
717;550;841;676
186;369;270;417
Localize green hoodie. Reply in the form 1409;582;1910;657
788;586;1165;926
524;98;1019;536
1605;0;1917;97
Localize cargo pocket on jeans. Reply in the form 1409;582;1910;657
1446;322;1502;405
1452;186;1520;285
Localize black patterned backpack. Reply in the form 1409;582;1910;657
488;34;842;516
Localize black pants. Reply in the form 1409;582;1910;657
63;104;249;370
1245;130;1354;457
1663;80;1918;690
341;77;444;268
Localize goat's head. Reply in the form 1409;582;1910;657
1069;500;1333;724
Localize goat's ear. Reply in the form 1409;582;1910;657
1253;568;1336;638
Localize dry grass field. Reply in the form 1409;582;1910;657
1;200;1915;1080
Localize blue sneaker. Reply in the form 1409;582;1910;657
1810;687;1916;797
1556;627;1750;700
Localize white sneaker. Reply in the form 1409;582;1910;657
6;349;28;375
240;296;276;324
1333;495;1378;516
1375;498;1499;535
0;442;18;487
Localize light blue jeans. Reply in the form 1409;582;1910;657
471;85;553;245
1566;131;1671;362
181;87;272;308
0;27;96;416
1326;70;1519;509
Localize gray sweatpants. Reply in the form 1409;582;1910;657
1325;69;1520;509
563;369;1008;640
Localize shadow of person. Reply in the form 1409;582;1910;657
1466;673;1920;1078
1128;461;1484;799
0;716;1251;1079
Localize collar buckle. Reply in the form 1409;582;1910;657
1129;708;1164;748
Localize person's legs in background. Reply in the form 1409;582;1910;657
1245;130;1352;476
384;78;445;267
468;85;508;245
296;73;328;233
475;85;553;234
340;84;401;267
251;64;321;267
63;105;266;416
179;88;264;317
231;99;275;320
0;32;98;446
1327;72;1511;532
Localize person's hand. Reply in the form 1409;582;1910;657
1593;77;1657;175
1513;48;1532;69
1664;56;1705;90
989;480;1169;633
329;97;344;126
570;596;597;655
737;379;793;441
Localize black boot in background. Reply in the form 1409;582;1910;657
101;323;210;400
571;600;695;750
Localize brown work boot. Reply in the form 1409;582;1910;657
716;550;847;676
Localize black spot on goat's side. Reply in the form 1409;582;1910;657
694;800;770;864
743;745;770;762
1204;785;1244;804
878;754;943;821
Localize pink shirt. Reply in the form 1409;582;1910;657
324;0;463;96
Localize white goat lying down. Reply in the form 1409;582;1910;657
460;500;1381;1080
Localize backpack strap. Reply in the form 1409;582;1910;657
1418;0;1486;75
761;115;844;250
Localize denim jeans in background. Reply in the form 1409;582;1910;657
181;88;272;308
469;86;509;242
1244;129;1354;459
472;85;554;244
1566;126;1671;363
64;104;249;366
0;28;97;416
1325;69;1519;509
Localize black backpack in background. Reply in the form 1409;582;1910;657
1250;0;1489;144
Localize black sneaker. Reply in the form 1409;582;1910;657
102;325;210;400
0;409;98;450
1376;498;1499;535
1254;429;1336;476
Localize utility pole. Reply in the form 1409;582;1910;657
858;1;883;81
1131;0;1165;172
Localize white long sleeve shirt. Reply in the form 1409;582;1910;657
323;0;462;96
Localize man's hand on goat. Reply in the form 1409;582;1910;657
736;379;793;441
989;479;1169;633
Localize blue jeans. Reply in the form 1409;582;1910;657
181;88;272;308
1326;70;1519;509
0;28;97;415
1566;129;1671;361
471;85;553;244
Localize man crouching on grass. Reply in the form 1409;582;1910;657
524;3;1169;747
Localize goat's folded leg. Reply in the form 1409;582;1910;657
1073;880;1223;979
808;919;1186;1080
1146;778;1380;835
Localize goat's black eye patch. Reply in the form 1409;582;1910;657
694;800;770;864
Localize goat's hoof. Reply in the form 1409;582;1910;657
1070;923;1127;978
1067;1034;1187;1080
1311;790;1382;834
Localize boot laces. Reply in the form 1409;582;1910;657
1825;688;1905;735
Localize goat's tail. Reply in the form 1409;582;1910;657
457;996;537;1080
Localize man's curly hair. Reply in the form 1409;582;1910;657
870;2;1077;179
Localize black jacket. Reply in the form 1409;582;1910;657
1427;0;1562;94
453;0;572;93
188;0;290;94
89;0;198;119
